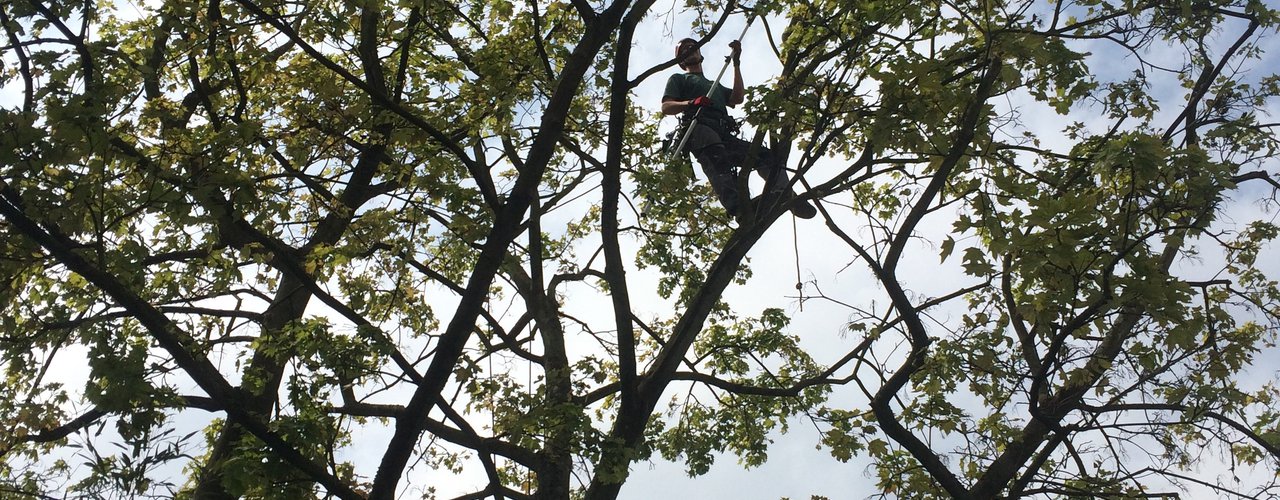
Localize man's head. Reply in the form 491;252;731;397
675;38;703;70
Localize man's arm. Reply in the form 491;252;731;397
662;97;697;116
728;40;744;107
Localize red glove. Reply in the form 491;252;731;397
689;96;712;108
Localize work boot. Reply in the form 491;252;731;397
745;191;816;220
791;199;817;219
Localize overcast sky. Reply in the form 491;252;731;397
3;1;1278;498
615;3;1280;499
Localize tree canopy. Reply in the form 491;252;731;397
2;0;1280;498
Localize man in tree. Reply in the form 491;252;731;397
663;38;817;220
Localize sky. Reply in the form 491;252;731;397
3;0;1280;498
613;3;1280;499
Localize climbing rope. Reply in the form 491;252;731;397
792;212;803;311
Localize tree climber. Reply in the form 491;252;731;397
663;37;817;220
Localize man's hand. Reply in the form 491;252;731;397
728;40;741;66
689;96;712;108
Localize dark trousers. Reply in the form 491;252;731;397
682;121;792;216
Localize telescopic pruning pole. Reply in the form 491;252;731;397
668;13;756;161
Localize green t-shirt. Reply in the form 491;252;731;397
663;72;732;121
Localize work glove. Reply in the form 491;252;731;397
689;96;712;108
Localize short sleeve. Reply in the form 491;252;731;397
662;74;686;101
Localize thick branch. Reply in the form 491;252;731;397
0;183;363;500
369;2;638;496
